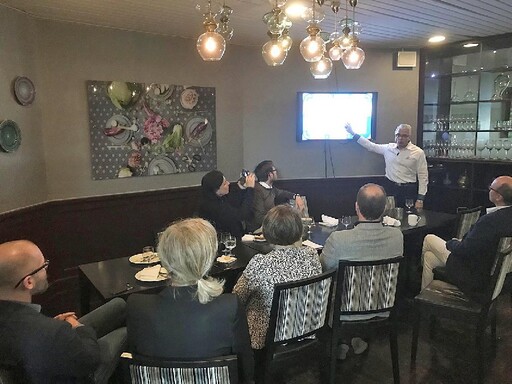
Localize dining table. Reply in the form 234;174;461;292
78;209;456;314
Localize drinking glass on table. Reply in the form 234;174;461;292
341;216;352;230
224;234;236;256
405;199;414;213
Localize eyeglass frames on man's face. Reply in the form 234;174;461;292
488;185;501;195
14;259;50;289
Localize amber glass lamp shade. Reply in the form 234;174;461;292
300;34;325;62
310;55;333;79
262;38;288;66
197;19;226;61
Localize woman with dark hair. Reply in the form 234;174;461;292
198;170;256;238
233;205;322;350
127;218;254;383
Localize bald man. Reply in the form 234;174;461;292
421;176;512;301
320;183;403;359
0;240;127;384
345;123;428;210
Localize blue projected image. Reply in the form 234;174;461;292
297;92;377;141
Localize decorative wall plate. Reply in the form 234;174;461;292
13;76;36;106
0;120;22;153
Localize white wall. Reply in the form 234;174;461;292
0;5;420;212
0;7;47;212
240;46;419;179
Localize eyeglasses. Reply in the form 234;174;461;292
271;168;277;173
14;259;50;289
488;185;501;195
395;134;410;138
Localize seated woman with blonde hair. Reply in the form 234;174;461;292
233;205;322;351
127;218;253;383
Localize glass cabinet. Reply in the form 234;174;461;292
419;35;512;162
418;33;512;212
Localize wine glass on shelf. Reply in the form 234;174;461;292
503;139;511;160
341;216;352;230
224;233;236;256
494;140;503;160
405;198;414;213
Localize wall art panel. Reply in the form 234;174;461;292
86;80;216;180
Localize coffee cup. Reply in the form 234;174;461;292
408;214;420;226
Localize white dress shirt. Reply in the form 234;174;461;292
356;136;428;197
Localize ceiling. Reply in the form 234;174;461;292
1;0;511;49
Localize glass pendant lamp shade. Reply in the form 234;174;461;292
300;32;325;62
329;43;343;61
341;45;365;69
310;55;332;79
280;30;293;51
197;31;226;61
262;38;288;66
197;11;226;61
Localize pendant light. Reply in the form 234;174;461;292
197;0;226;61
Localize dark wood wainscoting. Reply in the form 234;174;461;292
0;176;385;315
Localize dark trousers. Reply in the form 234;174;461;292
383;179;417;208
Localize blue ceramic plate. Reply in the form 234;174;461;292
0;120;21;153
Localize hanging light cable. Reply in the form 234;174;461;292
341;0;365;69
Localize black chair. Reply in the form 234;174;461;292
433;206;482;283
453;206;482;240
120;352;239;384
260;269;336;384
329;257;403;384
411;237;512;384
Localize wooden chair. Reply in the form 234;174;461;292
260;269;336;384
411;237;512;384
120;352;238;384
329;257;403;384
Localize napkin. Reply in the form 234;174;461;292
242;234;255;242
302;240;323;249
137;264;163;280
320;214;339;226
382;216;401;227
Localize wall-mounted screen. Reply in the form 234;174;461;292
297;91;377;141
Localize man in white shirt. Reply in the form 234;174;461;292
345;123;428;209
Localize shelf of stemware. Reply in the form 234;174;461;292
426;156;512;163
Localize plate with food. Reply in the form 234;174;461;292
216;255;237;264
148;156;178;175
253;234;266;242
147;83;175;101
105;115;133;145
185;116;213;148
180;88;199;109
135;265;169;282
129;252;160;265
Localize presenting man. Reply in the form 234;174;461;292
0;240;127;384
421;176;512;301
345;123;428;209
321;183;403;359
247;160;304;232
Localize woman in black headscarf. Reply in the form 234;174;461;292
198;170;255;238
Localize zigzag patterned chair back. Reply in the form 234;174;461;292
455;206;482;239
271;270;335;343
122;353;237;384
339;257;402;314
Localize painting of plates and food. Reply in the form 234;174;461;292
86;80;217;180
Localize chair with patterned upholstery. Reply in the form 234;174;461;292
261;269;336;384
329;257;403;384
411;237;512;384
120;352;238;384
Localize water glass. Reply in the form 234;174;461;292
224;234;236;256
142;246;155;262
341;216;352;230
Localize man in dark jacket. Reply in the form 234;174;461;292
421;176;512;301
0;240;126;383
